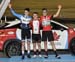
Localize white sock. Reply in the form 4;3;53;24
22;51;24;55
27;50;30;54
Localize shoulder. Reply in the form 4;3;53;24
30;20;33;23
20;15;25;19
40;16;43;18
48;15;53;19
40;16;43;21
48;15;52;17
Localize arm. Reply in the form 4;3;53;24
29;21;32;29
39;17;43;29
53;5;62;18
9;4;22;19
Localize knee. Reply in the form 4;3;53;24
27;42;30;46
33;43;36;47
50;41;54;45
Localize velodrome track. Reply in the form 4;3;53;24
0;54;75;62
0;52;75;62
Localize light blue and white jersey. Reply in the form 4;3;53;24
10;8;32;29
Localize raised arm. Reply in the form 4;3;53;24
8;3;22;19
53;5;62;18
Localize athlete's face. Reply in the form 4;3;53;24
42;10;48;16
33;14;38;20
24;10;29;16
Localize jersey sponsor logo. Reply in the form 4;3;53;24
21;16;31;24
42;20;51;26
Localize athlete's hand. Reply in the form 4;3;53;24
58;5;62;9
8;3;12;9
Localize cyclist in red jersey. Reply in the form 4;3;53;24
40;5;62;59
30;12;42;58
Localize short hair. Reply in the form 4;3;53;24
33;12;38;15
42;8;47;11
24;8;30;12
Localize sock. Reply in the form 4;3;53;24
34;51;37;55
22;51;24;55
27;50;30;54
54;51;58;56
38;51;41;55
45;51;48;55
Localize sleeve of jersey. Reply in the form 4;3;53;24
50;15;53;20
39;17;42;24
29;21;32;29
10;8;22;19
39;17;43;29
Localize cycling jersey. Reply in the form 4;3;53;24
40;15;52;31
10;8;32;29
30;19;41;34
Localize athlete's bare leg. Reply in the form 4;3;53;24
33;42;37;57
37;42;41;52
50;41;56;51
37;41;41;57
21;41;25;59
27;41;31;58
44;41;47;51
33;42;37;52
44;41;48;58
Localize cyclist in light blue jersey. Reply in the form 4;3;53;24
9;4;32;59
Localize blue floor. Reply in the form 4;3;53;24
0;54;75;62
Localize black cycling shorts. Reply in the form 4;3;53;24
42;31;54;41
21;29;31;41
32;34;41;43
